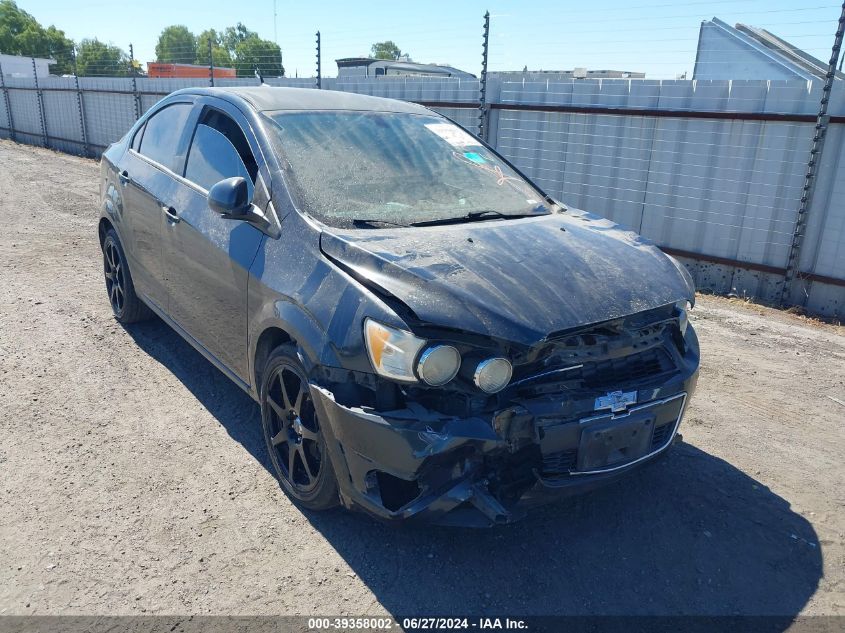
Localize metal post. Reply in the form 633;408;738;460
315;31;322;89
780;1;845;305
71;47;90;157
478;11;490;141
129;43;141;120
32;57;48;147
0;61;15;142
208;38;215;87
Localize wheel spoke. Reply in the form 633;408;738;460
270;429;286;447
293;386;305;414
287;442;297;478
299;426;319;442
267;395;286;421
297;444;315;483
278;372;293;410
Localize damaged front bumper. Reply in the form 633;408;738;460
310;327;700;527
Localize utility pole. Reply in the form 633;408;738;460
780;0;845;305
315;31;322;89
208;38;215;87
478;11;490;141
274;0;278;46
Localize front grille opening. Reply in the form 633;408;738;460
542;450;577;475
514;346;677;396
651;422;674;450
580;348;674;389
543;419;675;476
375;471;422;511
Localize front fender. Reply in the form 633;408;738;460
249;297;342;393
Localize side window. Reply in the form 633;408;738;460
184;109;258;197
138;103;193;173
130;122;145;151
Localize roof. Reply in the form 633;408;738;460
172;86;431;115
694;17;843;82
335;57;476;78
734;22;844;81
0;53;56;64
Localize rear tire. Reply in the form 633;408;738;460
102;229;152;323
260;344;339;510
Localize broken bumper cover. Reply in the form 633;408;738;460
311;331;700;527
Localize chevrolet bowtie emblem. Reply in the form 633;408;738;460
594;390;637;413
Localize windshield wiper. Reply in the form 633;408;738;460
351;218;410;228
410;209;541;227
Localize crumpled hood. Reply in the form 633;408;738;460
320;211;692;346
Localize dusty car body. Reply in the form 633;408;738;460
98;87;698;527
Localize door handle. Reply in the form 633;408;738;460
162;205;181;223
118;170;131;185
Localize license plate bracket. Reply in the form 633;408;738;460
577;413;655;471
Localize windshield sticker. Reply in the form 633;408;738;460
425;123;480;147
463;152;486;164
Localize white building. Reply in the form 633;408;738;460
0;54;56;79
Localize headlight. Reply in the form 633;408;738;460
675;300;691;336
364;319;425;383
417;345;461;386
473;357;513;393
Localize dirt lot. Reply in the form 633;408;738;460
0;139;843;618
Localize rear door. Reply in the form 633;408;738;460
120;100;195;310
161;99;267;381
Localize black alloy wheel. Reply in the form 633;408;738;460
102;229;151;323
261;345;338;509
103;240;125;315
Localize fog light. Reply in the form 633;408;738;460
417;345;460;386
473;357;512;393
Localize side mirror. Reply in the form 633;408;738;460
208;177;252;219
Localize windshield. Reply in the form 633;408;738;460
264;111;551;227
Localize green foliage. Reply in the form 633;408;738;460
154;24;196;64
153;22;283;77
0;0;75;74
76;38;131;77
195;29;232;68
222;23;256;54
370;41;404;61
234;35;283;78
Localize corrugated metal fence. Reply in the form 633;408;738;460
0;74;842;317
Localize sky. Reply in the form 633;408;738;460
16;0;844;79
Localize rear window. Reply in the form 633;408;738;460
138;103;193;173
265;111;548;228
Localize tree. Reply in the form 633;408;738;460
234;35;283;78
371;41;404;61
0;0;75;74
76;38;130;76
155;25;196;64
222;22;256;54
195;28;232;68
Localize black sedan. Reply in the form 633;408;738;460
98;87;699;526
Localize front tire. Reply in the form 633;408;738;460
260;345;339;510
102;229;152;323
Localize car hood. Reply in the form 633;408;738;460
319;210;692;346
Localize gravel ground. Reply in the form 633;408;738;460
0;139;843;618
